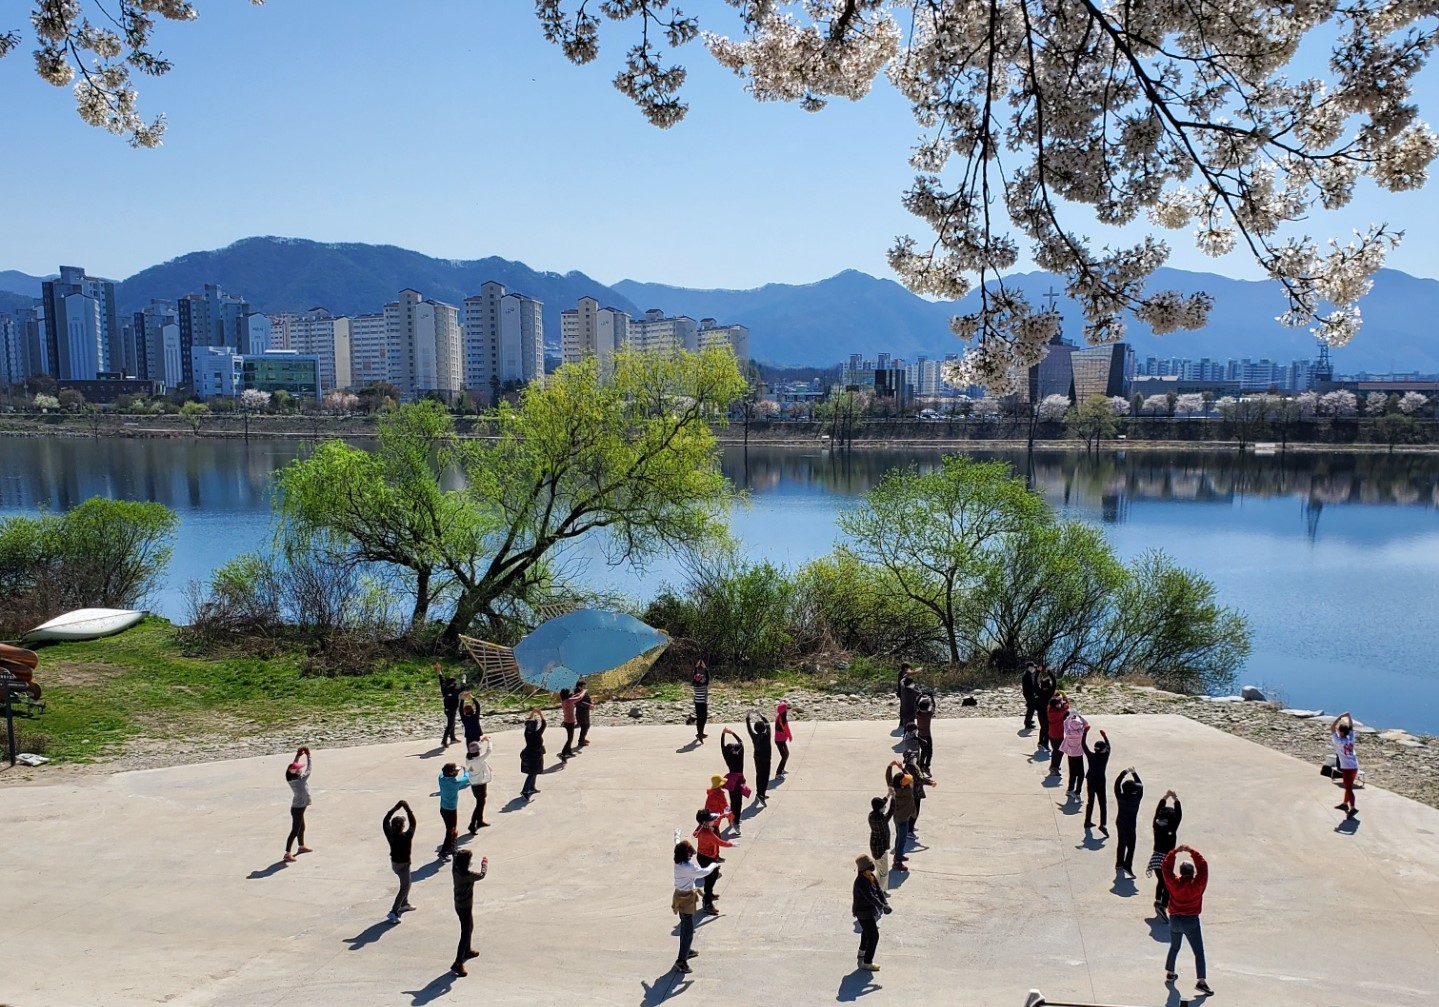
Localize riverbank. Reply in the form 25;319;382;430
5;411;1438;453
4;621;1433;809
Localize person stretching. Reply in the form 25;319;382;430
1021;662;1041;732
437;762;470;860
465;736;493;832
383;800;416;923
1082;726;1111;833
1035;668;1058;751
450;849;488;977
1061;709;1088;797
692;661;711;744
1162;845;1213;996
459;692;482;747
1147;790;1183;918
774;701;793;776
693;809;735;914
559;688;579;760
1045;692;1069;775
437;666;460;748
720;727;748;835
746;711;773;804
886;763;917;873
1331;711;1361;819
283;747;313;863
520;708;546;798
903;754;936;841
705;776;733;828
672;840;718;974
852;854;891;971
1113;767;1144;878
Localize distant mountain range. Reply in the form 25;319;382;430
3;236;1436;372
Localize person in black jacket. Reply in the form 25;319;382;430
1021;662;1041;732
1082;725;1111;833
437;666;460;748
519;708;546;799
852;854;891;970
1148;790;1183;918
574;679;593;748
720;727;747;833
449;849;488;976
745;711;773;804
897;664;922;732
1114;767;1144;878
1034;667;1057;751
383;799;416;924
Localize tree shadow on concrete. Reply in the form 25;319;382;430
1110;872;1138;898
403;970;457;1005
640;970;693;1004
343;920;394;950
1334;816;1361;835
836;969;882;1001
245;859;290;880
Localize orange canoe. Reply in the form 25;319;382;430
0;643;38;669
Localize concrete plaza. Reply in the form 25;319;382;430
2;715;1436;1006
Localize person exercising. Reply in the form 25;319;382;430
1114;767;1144;878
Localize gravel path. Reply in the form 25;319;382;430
4;682;1434;809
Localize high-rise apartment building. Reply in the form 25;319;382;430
627;309;697;354
176;284;268;388
1072;343;1134;401
1;306;46;385
130;300;182;389
348;313;388;388
278;308;352;393
497;290;544;386
41;265;119;380
384;289;462;399
561;296;629;375
697;319;749;366
462;282;504;391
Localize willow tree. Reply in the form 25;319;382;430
14;1;1436;384
275;348;746;645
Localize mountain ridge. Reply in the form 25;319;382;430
3;237;1436;372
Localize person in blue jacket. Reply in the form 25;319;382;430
437;762;470;860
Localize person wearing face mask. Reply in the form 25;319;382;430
1082;725;1111;834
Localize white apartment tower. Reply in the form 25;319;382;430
385;289;462;399
627;309;697;354
279;308;353;393
465;282;546;394
697;318;750;366
463;282;503;392
561;296;629;375
349;312;388;388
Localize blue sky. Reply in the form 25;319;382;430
3;0;1438;288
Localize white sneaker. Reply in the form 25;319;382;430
387;912;400;924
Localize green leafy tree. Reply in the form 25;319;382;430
838;455;1049;662
795;550;938;658
179;401;210;436
1065;394;1118;451
1372;412;1422;453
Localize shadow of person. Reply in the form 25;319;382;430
887;868;910;889
499;795;531;814
343;919;394;950
836;968;882;1001
1165;980;1209;1006
403;970;457;1005
1029;748;1051;763
1018;727;1035;737
408;746;448;760
1334;816;1361;835
675;739;702;754
1041;772;1063;788
1147;912;1172;943
1077;830;1106;851
1057;799;1081;816
640;970;692;1005
411;856;447;882
245;860;290;880
1110;872;1138;898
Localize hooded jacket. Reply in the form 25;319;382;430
1045;696;1069;738
1060;711;1087;756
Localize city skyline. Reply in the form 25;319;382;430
5;0;1439;291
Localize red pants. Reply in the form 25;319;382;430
1341;768;1358;807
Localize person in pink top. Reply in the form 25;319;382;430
1061;709;1088;797
774;701;793;776
559;687;579;760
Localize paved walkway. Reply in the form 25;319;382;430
2;715;1436;1006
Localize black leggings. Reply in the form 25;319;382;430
1066;755;1084;792
917;735;933;770
1049;743;1063;772
467;783;488;831
754;757;771;798
286;807;306;853
1155;864;1171;907
443;708;458;746
577;717;590;746
454;903;474;965
561;723;576;756
1024;698;1041;729
729;786;743;827
697;853;721;904
1085;776;1108;827
775;740;789;774
440;808;458;855
694;702;708;738
1115;824;1136;871
858;915;880;963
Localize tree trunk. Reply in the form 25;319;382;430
410;569;431;630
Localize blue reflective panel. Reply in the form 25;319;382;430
512;609;670;694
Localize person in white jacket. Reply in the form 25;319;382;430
672;839;718;975
466;737;493;832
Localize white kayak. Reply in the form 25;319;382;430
23;608;145;643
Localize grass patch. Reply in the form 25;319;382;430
19;617;472;763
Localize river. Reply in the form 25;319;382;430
2;437;1437;734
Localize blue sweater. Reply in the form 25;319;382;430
438;771;471;810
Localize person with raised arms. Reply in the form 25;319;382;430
382;799;416;923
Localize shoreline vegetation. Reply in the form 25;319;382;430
3;618;1434;811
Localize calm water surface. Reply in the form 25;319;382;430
3;437;1437;734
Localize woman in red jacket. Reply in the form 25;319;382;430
704;776;732;828
1162;844;1213;997
692;810;735;914
1045;692;1069;776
